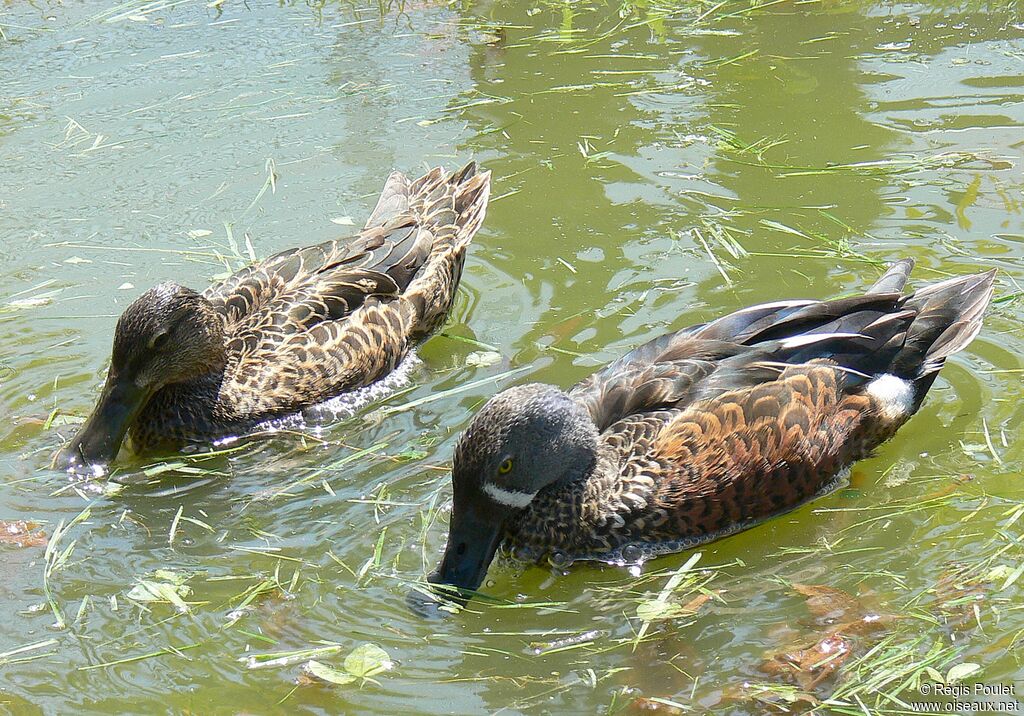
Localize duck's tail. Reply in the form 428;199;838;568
449;162;492;251
403;162;491;253
867;257;915;294
893;269;995;392
396;163;491;338
365;163;491;252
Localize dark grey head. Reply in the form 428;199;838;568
56;282;226;474
428;383;599;596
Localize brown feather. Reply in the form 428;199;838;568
500;263;995;563
130;164;491;449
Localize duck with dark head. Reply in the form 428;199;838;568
428;260;995;598
57;283;227;474
56;163;491;475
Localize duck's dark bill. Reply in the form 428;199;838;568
428;505;505;596
55;377;148;473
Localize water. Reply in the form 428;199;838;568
1;1;1022;713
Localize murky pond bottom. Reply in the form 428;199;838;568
1;1;1022;714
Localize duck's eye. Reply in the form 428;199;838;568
498;458;513;475
149;331;170;351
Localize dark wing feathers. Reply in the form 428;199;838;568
206;163;490;420
572;359;718;432
867;257;915;294
364;171;411;229
573;261;995;431
898;269;995;375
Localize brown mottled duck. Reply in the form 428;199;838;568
428;260;995;596
57;163;491;474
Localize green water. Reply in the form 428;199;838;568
1;1;1022;713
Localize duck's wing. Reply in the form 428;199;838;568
203;223;426;333
569;292;901;431
213;163;490;419
393;162;490;339
571;261;994;433
593;267;995;545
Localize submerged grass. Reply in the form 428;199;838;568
3;0;1021;713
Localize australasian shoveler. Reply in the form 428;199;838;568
57;163;491;474
429;259;995;597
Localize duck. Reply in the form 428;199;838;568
56;163;491;474
428;259;995;596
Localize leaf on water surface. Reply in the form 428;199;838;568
945;662;982;684
997;563;1024;592
465;350;502;368
152;569;189;585
0;520;48;548
304;660;356;686
44;413;86;427
634;554;707;641
394;448;428;462
635;591;715;623
635;598;681;622
127;578;191;612
188;229;213;239
330;216;355;226
5;290;62;310
141;461;189;477
344;643;392;681
301;644;392;687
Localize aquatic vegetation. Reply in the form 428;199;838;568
0;0;1021;713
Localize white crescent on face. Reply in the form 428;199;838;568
481;482;537;509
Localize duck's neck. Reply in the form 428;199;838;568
130;372;226;451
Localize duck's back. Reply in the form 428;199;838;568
134;164;490;447
512;261;994;558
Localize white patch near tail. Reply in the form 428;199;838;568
482;483;537;509
866;374;915;421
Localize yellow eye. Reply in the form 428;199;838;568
498;458;513;475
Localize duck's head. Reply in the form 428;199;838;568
428;383;598;597
55;282;226;474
